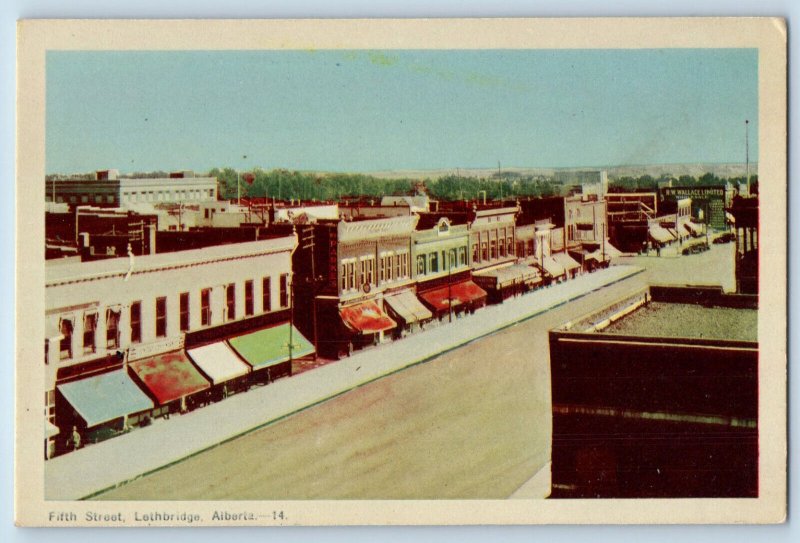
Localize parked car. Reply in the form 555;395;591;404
713;232;736;244
682;242;710;255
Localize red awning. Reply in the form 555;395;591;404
419;280;487;312
129;350;211;405
340;300;397;334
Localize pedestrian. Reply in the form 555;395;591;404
67;425;81;451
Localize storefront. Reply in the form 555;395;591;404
383;289;433;337
227;323;314;383
128;350;211;415
540;252;581;283
339;299;397;353
55;368;155;449
418;280;487;320
186;341;251;401
473;263;542;303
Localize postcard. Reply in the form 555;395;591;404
15;18;786;526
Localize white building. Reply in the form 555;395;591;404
44;234;298;442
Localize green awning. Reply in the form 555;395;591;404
227;323;315;370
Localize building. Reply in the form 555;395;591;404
564;195;616;272
553;170;608;198
292;216;419;358
605;192;658;253
728;195;759;294
412;215;485;318
45;170;218;208
548;285;758;498
659;185;734;231
45;231;307;457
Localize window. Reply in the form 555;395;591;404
394;254;401;279
344;261;356;291
400;252;409;278
106;195;115;204
499;237;506;257
507;236;514;255
262;277;271;312
244;280;254;316
201;288;211;326
226;284;236;321
155;297;167;337
94;195;103;204
481;242;488;261
106;309;120;349
379;255;386;283
385;254;393;282
81;195;89;203
279;274;289;308
472;243;479;263
448;249;457;270
83;313;97;354
179;292;190;332
417;254;427;276
130;302;142;344
359;257;374;287
459;247;467;266
517;241;525;257
59;319;73;360
429;252;438;273
490;239;497;260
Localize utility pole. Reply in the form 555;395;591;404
745;119;750;196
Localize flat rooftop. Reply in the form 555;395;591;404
602;302;757;342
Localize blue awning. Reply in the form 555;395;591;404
57;369;154;428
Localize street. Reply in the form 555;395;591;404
96;271;648;500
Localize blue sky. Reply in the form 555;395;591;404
46;49;758;174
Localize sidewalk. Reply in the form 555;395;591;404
46;265;643;500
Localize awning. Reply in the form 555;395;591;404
46;420;60;439
649;224;676;244
384;290;433;324
684;221;704;236
602;240;624;258
552;252;581;272
475;264;542;289
340;300;397;334
186;342;251;385
129;350;211;405
228;323;315;370
56;369;154;428
540;256;565;278
419;280;487;312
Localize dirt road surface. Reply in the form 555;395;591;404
98;273;647;500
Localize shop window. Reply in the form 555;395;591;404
279;274;289;308
155;297;167;338
130;302;142;344
244;280;254;316
262;277;271;312
226;284;236;321
201;289;211;326
179;292;190;332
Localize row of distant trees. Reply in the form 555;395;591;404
46;168;758;202
609;173;759;193
210;168;565;202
